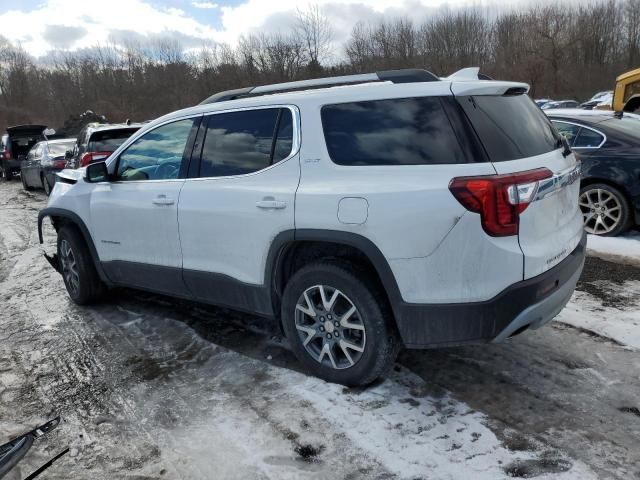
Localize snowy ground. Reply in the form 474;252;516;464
586;230;640;267
1;181;639;479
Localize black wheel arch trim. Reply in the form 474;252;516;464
38;207;112;285
265;229;403;319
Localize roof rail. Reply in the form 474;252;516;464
199;68;439;105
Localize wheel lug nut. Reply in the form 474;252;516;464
319;316;324;321
334;321;339;327
320;326;325;332
326;333;331;339
334;331;339;337
327;314;332;320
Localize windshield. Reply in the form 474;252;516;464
88;128;139;152
48;141;75;157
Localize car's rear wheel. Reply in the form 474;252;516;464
21;173;31;190
42;174;51;196
281;262;399;387
579;183;630;236
57;226;105;305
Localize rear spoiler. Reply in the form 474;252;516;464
446;67;493;81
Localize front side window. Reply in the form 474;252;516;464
116;119;196;181
321;97;467;166
199;108;293;178
458;94;561;162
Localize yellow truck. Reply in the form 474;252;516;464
612;67;640;113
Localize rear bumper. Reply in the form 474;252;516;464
395;231;586;348
2;159;21;172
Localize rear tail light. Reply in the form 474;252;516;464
449;168;552;237
80;151;111;167
52;159;67;169
2;151;9;160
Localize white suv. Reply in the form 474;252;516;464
38;68;585;386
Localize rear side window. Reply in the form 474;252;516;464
458;94;560;162
321;97;467;166
551;121;580;146
574;128;604;148
89;128;139;152
199;108;293;178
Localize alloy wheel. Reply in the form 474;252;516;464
579;188;622;235
294;285;366;370
59;239;80;296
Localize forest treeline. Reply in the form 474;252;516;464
1;0;639;133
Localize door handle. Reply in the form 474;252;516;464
256;197;286;210
152;195;175;206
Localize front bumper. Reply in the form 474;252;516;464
395;231;586;348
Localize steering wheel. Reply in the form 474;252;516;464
155;162;179;180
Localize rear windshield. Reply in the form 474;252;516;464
599;116;640;139
458;94;560;162
88;128;139;152
321;96;468;165
10;134;44;158
48;141;75;157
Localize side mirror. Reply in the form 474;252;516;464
85;161;109;183
65;149;73;160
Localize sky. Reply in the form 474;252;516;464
0;0;528;58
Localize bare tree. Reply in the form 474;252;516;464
1;0;639;133
294;4;333;73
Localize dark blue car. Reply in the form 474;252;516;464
546;109;640;236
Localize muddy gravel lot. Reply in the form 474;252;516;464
1;181;639;479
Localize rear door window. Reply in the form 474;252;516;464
199;108;292;177
321;97;468;165
458;94;560;162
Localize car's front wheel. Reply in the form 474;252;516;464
579;183;630;236
281;262;399;387
57;226;105;304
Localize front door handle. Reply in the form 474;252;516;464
152;195;175;206
256;197;286;210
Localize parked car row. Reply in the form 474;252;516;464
535;91;614;111
0;122;142;196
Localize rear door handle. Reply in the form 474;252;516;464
152;195;175;206
256;197;286;210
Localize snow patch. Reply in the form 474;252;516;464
557;282;640;350
587;232;640;266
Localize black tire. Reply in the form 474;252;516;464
57;226;105;305
579;183;631;237
42;174;51;196
281;261;400;387
21;172;31;190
